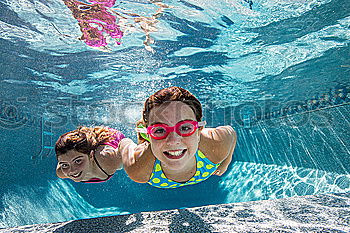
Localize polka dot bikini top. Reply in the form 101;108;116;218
147;150;220;189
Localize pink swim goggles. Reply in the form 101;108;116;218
136;120;206;140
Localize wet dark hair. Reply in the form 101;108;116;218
55;126;114;156
137;86;202;143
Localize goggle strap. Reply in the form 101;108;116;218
198;121;206;127
135;128;147;133
135;125;151;142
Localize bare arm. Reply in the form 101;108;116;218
118;138;154;183
200;125;237;176
214;126;237;176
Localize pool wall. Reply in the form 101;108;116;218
234;104;350;174
205;97;350;174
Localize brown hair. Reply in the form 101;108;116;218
137;86;202;143
55;126;114;156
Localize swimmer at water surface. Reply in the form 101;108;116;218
62;0;170;52
55;126;125;183
119;87;237;189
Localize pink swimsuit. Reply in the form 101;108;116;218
63;0;123;48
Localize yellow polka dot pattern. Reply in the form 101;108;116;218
197;161;204;168
155;164;162;172
198;150;206;158
152;178;160;183
147;150;220;189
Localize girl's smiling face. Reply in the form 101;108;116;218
57;150;91;182
148;101;201;170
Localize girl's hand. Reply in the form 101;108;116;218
119;138;148;167
120;139;137;167
214;163;229;176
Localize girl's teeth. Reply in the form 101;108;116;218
164;149;186;159
168;150;183;156
72;172;81;178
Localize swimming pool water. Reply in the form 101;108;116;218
0;0;349;228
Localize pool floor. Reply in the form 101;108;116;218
2;192;349;232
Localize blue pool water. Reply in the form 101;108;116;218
0;0;349;228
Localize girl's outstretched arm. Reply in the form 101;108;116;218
118;138;154;183
214;126;237;176
200;125;237;176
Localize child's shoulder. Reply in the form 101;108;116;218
94;144;121;172
201;125;236;143
199;126;236;163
